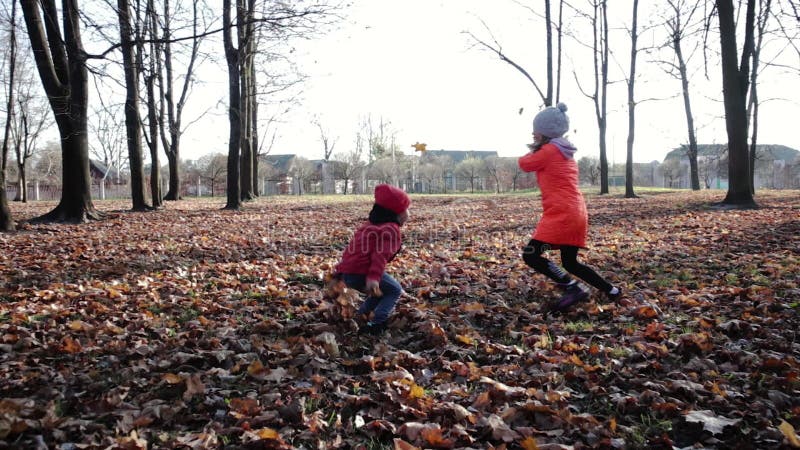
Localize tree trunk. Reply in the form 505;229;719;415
118;0;149;211
747;0;771;194
592;0;610;194
717;0;757;207
544;0;553;106
250;50;259;196
674;25;701;190
239;1;254;201
624;0;639;199
16;163;28;202
21;0;99;223
224;0;242;209
1;0;17;230
140;0;162;208
2;0;16;176
748;86;759;193
160;0;180;200
0;165;11;230
146;71;162;207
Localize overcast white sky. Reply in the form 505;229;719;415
177;0;800;164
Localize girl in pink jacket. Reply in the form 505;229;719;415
335;184;410;335
518;103;620;314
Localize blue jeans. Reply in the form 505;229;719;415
340;273;402;325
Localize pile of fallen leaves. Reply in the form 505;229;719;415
0;190;798;449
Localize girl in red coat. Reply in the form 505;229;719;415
335;184;410;335
518;103;620;314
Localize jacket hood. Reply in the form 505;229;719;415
550;137;577;159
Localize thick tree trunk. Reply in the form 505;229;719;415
46;118;99;222
118;0;149;211
224;0;242;209
21;0;99;223
717;0;757;207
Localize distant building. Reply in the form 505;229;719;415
663;144;799;189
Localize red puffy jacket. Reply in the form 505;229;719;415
518;143;588;248
335;221;402;281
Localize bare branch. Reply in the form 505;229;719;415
463;21;547;104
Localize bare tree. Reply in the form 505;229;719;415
141;0;162;208
332;150;362;195
289;156;315;195
746;0;774;193
31;142;61;187
20;0;99;222
223;0;242;209
0;0;17;230
315;117;337;194
572;0;611;194
363;115;394;162
455;157;485;193
578;156;601;185
118;0;149;210
369;157;395;185
624;0;640;199
159;0;205;201
418;161;440;194
197;152;227;197
11;74;52;202
89;103;127;187
659;0;704;190
239;0;256;201
484;156;502;193
659;158;682;188
715;0;757;207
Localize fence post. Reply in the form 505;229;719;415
35;180;40;201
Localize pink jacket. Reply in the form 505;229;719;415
335;221;402;281
518;143;588;248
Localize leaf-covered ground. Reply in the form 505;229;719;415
1;190;799;449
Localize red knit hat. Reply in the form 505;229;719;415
374;184;410;214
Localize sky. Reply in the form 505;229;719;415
176;0;800;165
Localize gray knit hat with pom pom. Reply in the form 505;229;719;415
533;102;570;138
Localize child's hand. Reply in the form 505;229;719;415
365;279;383;297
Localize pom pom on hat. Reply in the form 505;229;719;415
533;102;570;138
374;184;410;214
